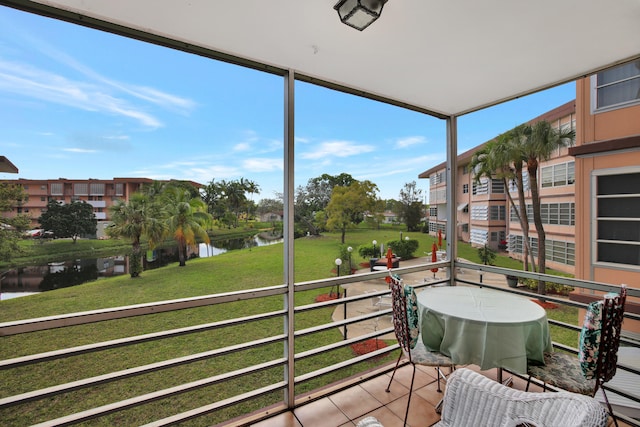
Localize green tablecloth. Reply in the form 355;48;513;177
417;286;553;374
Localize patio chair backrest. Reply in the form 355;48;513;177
389;275;412;357
596;285;627;385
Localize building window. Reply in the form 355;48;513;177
462;183;469;194
461;223;469;233
472;179;488;195
471;205;488;221
511;203;574;226
510;235;574;266
429;222;445;234
491;179;504;194
90;182;105;195
470;229;489;246
50;183;63;195
508;170;530;193
115;183;124;196
594;169;640;268
429;207;437;217
430;172;447;186
489;205;506;220
508;234;539;258
41;196;46;202
74;183;88;195
546;240;575;266
463;165;469;175
541;161;575;188
592;59;640;112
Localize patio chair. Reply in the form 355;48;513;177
435;368;609;427
526;284;627;426
384;274;454;426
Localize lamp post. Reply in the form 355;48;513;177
347;246;353;274
334;258;342;298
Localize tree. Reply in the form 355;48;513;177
214;178;259;227
39;200;97;243
509;125;535;272
0;183;30;262
163;186;212;266
256;198;284;217
294;173;357;236
240;178;260;221
470;133;536;272
326;180;379;243
520;120;575;294
397;181;423;231
107;193;167;277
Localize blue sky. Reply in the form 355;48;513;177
0;6;576;202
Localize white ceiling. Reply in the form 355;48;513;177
8;0;640;118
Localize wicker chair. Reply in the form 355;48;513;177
526;285;627;426
384;274;454;426
435;368;609;427
358;368;609;427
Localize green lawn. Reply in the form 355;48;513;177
0;226;579;426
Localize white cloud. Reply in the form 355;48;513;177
234;142;251;152
243;158;282;172
22;30;197;113
396;136;426;148
300;140;375;160
0;60;163;128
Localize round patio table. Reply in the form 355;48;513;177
417;285;552;375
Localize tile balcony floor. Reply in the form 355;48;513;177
240;364;633;427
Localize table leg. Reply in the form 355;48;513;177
497;368;513;387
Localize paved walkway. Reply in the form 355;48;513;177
333;257;515;340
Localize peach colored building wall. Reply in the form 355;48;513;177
571;75;640;333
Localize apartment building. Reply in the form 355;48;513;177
569;59;640;330
3;177;158;238
419;101;577;275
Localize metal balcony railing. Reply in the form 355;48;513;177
1;260;639;426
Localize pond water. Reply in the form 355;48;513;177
0;234;283;301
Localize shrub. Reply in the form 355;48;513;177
521;278;574;296
387;238;419;259
477;244;496;265
358;244;378;259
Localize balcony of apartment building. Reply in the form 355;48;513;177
2;258;639;426
2;2;639;426
85;200;107;209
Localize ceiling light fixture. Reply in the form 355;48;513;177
334;0;388;31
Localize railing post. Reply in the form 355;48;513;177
283;68;296;408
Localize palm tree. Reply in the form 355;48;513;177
107;193;167;277
470;132;537;273
241;178;260;222
521;120;575;293
163;187;212;267
503;126;536;273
